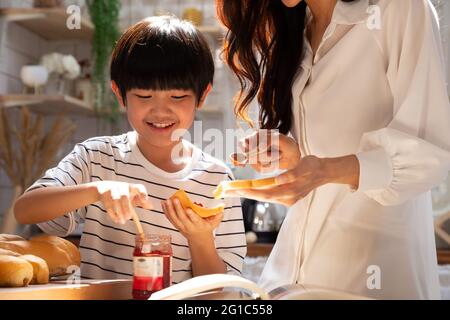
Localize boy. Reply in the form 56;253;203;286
14;16;246;283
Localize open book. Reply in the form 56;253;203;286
149;274;372;300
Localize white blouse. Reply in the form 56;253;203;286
258;0;450;299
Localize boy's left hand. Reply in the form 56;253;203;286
161;198;223;241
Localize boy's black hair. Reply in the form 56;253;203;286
110;16;214;104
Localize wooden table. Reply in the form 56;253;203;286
0;279;133;300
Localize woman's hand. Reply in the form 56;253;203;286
224;155;360;206
93;181;152;224
161;198;223;241
231;130;301;173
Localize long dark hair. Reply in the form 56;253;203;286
216;0;357;134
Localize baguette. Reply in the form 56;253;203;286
19;254;49;284
0;248;20;257
0;234;80;277
0;234;25;242
0;255;33;287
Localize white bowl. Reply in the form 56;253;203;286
20;65;49;88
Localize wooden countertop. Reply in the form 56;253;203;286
0;279;133;300
438;249;450;265
247;243;274;257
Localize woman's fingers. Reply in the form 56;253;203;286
230;153;248;167
275;169;298;185
236;130;283;172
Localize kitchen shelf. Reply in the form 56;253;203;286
0;7;93;41
0;94;94;116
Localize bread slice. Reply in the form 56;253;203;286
213;177;277;199
170;190;225;218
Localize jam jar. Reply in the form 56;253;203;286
132;234;173;300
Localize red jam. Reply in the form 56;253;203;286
132;235;172;300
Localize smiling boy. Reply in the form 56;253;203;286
14;16;246;283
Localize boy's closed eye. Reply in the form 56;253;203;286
135;94;152;99
171;95;188;100
133;93;190;100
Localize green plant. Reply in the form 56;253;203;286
87;0;121;122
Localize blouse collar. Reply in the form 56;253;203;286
306;0;370;26
332;0;370;25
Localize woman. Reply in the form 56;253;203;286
216;0;450;299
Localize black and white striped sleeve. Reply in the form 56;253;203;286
25;143;91;237
214;172;247;276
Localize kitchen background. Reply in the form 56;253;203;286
0;0;449;296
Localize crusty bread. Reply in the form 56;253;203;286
0;234;25;242
30;235;80;273
19;255;49;284
0;248;20;257
0;234;80;277
0;255;33;287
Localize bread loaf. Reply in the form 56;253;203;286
0;234;24;242
19;255;49;284
0;234;80;277
0;255;33;287
0;248;20;257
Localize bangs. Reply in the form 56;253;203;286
111;16;214;103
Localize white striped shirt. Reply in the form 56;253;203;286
26;131;246;283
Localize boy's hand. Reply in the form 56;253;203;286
161;198;223;241
93;181;152;224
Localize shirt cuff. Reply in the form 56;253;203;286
355;148;393;193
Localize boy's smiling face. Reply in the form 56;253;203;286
127;88;196;147
112;82;212;150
